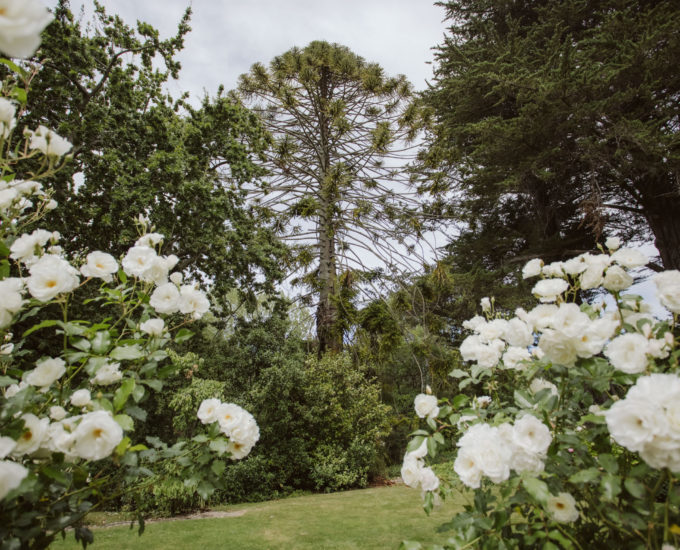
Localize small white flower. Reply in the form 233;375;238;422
140;318;165;337
134;233;164;247
80;251;118;282
604;333;649;374
71;411;123;461
653;270;680;313
169;271;183;285
605;236;621;251
27;254;79;301
0;460;28;500
502;346;531;370
90;362;122;385
532;279;569;303
12;413;49;456
480;297;491;312
70;388;92;408
25;357;66;388
546;492;579;523
414;393;439;419
178;285;210;319
25;125;72;157
149;282;180;314
610;247;648;269
522;258;543;279
197;398;221;424
49;406;67;421
215;402;246;434
0;436;17;458
122;246;157;278
603;265;633;292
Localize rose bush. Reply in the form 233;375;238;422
0;11;259;549
402;243;680;549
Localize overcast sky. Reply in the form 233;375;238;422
47;0;448;105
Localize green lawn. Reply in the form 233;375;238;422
50;485;466;549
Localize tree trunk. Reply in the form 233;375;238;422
316;208;341;354
641;176;680;270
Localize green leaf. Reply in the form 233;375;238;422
196;480;215;501
523;476;550;503
71;338;91;352
600;474;622;501
110;345;145;360
113;414;134;431
22;319;59;338
0;58;28;78
451;394;468;409
132;385;145;402
91;331;112;354
568;468;600;484
0;376;17;387
40;465;69;485
598;454;619;474
209;438;229;455
406;436;425;453
174;328;194;343
449;368;468;378
211;460;226;476
624;477;646;499
143;379;162;392
113;378;136;412
426;436;437;458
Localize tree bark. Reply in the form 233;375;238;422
640;175;680;271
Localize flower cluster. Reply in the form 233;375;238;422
453;414;552;489
401;439;440;492
605;373;680;471
197;399;260;459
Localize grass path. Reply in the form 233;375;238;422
50;484;465;549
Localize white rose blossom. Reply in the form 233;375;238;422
653;270;680;313
70;389;92;408
610;247;648;269
140;318;165;337
27;254;79;302
522;258;543;279
414;393;439;419
149;282;181;314
0;0;53;58
604;236;621;251
80;251;118;282
0;460;28;500
91;362;122;385
547;492;579;523
604;333;649;374
12;413;49;456
71;411;123;461
197;398;221;424
25;125;72;157
178;285;210;319
25;357;66;388
532;278;569;303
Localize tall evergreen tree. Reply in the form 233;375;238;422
238;41;427;353
422;0;680;274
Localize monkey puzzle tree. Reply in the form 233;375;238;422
238;41;427;353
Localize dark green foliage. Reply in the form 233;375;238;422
14;1;286;307
422;0;680;278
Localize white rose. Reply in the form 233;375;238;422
0;0;53;58
122;246;157;278
406;439;428;460
480;297;491;312
25;125;72;157
562;255;589;276
605;398;662;452
401;454;424;488
547;492;579;523
538;329;578;366
0;277;24;313
604;333;649;374
25;357;66;388
414;393;439;419
140;318;165;337
9;228;55;264
525;304;558;332
475;341;503;369
512;415;552;457
503;318;533;348
542;262;565;278
197;398;222;424
0;460;28;500
149;282;180;314
71;411;123;461
611;247;648;269
453;446;483;489
49;406;67;421
0;436;17;458
502;346;531;370
134;233;164;247
477;319;508;343
27;254;80;301
70;388;92;408
532;278;568;303
215;402;246;435
550;303;591;339
169;272;183;285
91;362;122;385
0;187;18;210
603;265;633;292
653;270;680;313
12;413;49;456
605;236;621;251
419;466;440;492
80;251;118;282
178;285;210;319
0;97;16;127
522;258;543;279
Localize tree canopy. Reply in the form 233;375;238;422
421;0;680;276
12;0;287;307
